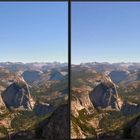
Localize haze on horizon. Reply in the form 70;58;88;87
0;2;67;63
72;2;140;64
72;61;140;65
0;61;67;64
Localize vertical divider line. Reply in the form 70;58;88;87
68;0;71;139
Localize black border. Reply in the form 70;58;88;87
71;0;140;1
68;0;71;139
0;0;68;2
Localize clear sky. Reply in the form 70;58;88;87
0;2;67;63
72;2;140;64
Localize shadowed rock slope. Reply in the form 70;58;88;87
36;104;69;140
89;76;123;110
1;76;35;110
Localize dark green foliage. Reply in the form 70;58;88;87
71;114;96;135
11;110;52;132
0;126;8;135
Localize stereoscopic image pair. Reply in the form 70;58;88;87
0;1;140;140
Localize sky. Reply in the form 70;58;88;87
72;2;140;64
0;2;67;63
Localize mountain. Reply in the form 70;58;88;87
90;76;123;110
0;62;68;72
49;70;67;81
1;76;35;110
109;70;129;83
22;70;42;84
74;62;140;72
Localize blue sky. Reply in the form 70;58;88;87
0;2;67;63
72;2;140;64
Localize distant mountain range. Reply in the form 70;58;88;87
72;62;140;72
0;62;68;73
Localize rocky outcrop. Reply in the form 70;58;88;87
71;95;85;117
71;87;94;117
0;94;7;114
36;104;69;140
89;76;123;110
1;76;35;110
71;121;86;139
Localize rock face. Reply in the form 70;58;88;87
71;95;85;117
36;104;69;140
89;76;123;110
71;87;96;139
1;76;34;110
0;94;7;114
71;89;94;117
